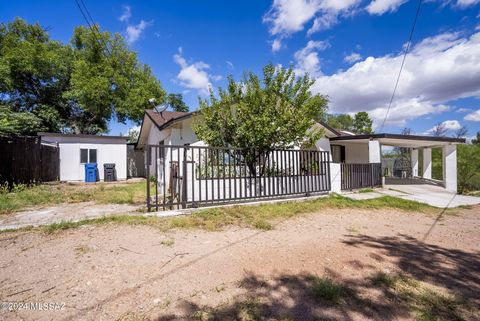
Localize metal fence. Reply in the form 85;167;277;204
340;163;382;190
0;136;60;187
146;144;331;211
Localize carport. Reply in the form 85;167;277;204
329;133;465;193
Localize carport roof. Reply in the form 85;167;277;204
330;133;465;148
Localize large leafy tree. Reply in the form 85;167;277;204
166;93;189;112
0;18;73;134
325;114;354;132
352;111;374;134
325;111;373;134
0;18;165;135
193;63;328;174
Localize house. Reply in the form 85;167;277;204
136;109;466;209
39;133;128;182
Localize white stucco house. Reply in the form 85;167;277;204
136;109;465;196
39;133;128;182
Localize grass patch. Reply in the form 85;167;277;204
1;194;440;235
160;238;175;247
358;188;375;193
309;276;345;304
372;272;478;321
0;181;147;214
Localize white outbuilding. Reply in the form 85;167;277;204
39;133;128;182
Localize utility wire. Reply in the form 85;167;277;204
73;0;112;58
78;0;113;57
379;0;423;132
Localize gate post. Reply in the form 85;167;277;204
182;146;188;209
146;146;151;211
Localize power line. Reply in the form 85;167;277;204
378;0;423;132
73;0;112;58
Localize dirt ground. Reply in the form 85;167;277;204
0;206;479;321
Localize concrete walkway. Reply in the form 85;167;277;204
343;182;480;208
0;202;141;231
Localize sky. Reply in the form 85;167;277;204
2;0;480;139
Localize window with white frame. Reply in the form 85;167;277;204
80;148;98;163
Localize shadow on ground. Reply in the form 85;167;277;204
343;233;480;305
156;234;480;321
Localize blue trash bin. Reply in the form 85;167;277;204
85;163;97;182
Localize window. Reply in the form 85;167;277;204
80;148;98;163
331;145;345;163
89;149;97;163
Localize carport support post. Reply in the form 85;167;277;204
443;144;457;193
422;148;432;179
411;149;418;177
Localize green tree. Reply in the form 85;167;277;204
472;131;480;145
193;63;328;175
352;111;373;134
167;93;189;112
457;144;480;194
0;18;165;135
66;25;165;133
325;114;354;132
0;18;73;135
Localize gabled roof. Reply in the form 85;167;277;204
145;110;193;130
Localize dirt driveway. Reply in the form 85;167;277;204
1;206;479;320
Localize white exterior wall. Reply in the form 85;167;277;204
42;135;127;181
443;145;457;193
422;148;432;179
411;149;419;177
330;163;341;193
368;140;381;163
316;137;332;160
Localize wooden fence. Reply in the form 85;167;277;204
340;163;382;190
0;136;60;187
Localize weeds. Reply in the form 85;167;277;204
0;181;146;214
309;276;345;304
372;272;477;321
358;188;375;193
1;194;441;235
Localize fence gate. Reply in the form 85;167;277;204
146;145;331;211
340;163;382;190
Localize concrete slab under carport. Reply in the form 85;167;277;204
383;179;480;208
343;178;480;208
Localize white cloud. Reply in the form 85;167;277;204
119;6;152;45
263;0;360;50
125;20;151;44
293;40;330;77
464;109;480;121
271;39;282;52
456;0;480;7
119;5;131;22
456;107;471;113
424;120;461;134
310;31;480;127
226;61;234;69
366;0;408;15
344;52;362;63
173;48;214;95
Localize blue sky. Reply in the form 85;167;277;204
2;0;480;138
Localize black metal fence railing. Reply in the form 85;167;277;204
340;163;382;190
0;136;60;187
146;145;331;211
